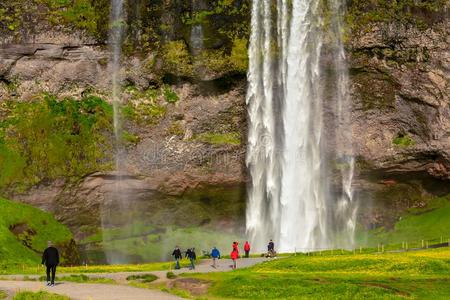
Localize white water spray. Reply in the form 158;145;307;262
102;0;126;264
246;0;356;252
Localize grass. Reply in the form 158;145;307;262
0;290;6;299
126;273;158;283
37;274;115;284
357;195;450;249
13;291;68;300
181;248;450;299
0;197;73;270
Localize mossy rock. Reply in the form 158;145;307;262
351;70;399;111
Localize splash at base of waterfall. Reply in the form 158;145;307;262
246;0;356;253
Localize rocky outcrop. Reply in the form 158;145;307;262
350;21;450;179
347;19;450;227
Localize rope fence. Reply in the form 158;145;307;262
275;235;450;257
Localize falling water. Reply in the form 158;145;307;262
110;0;125;159
246;0;356;252
330;0;357;248
102;0;126;264
190;25;204;56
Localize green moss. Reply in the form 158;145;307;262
352;71;398;111
194;132;241;145
393;134;415;147
163;85;179;104
0;95;113;191
122;102;166;125
347;0;449;31
162;41;193;77
122;130;140;145
230;37;249;73
0;1;110;39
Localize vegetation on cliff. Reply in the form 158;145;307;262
0;95;113;192
347;0;449;30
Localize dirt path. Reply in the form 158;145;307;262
1;257;271;299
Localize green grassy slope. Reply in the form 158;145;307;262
0;197;73;266
357;196;450;248
183;248;450;299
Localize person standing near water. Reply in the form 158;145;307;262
230;248;239;269
186;248;196;270
42;241;59;286
268;239;274;252
232;241;239;253
211;246;221;268
172;246;182;270
244;241;251;258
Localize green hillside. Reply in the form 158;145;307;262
0;197;74;267
358;195;450;248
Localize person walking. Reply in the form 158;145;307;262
211;246;221;268
41;241;59;286
230;249;239;269
186;248;196;270
244;241;251;258
232;241;239;253
172;246;182;270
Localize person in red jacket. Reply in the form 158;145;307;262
244;241;251;258
232;241;239;252
230;249;239;269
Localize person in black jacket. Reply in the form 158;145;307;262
42;241;59;286
172;246;182;269
185;248;196;270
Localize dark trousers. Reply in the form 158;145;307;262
245;250;249;258
46;265;57;284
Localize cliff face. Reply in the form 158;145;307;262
348;19;450;227
0;0;449;237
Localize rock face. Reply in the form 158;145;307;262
348;20;450;227
1;1;449;238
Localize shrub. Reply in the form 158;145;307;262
166;271;177;279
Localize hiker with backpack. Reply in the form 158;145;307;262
172;246;182;269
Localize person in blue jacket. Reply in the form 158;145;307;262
211;246;221;268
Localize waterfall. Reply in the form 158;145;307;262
246;0;356;252
102;0;126;264
190;25;204;55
